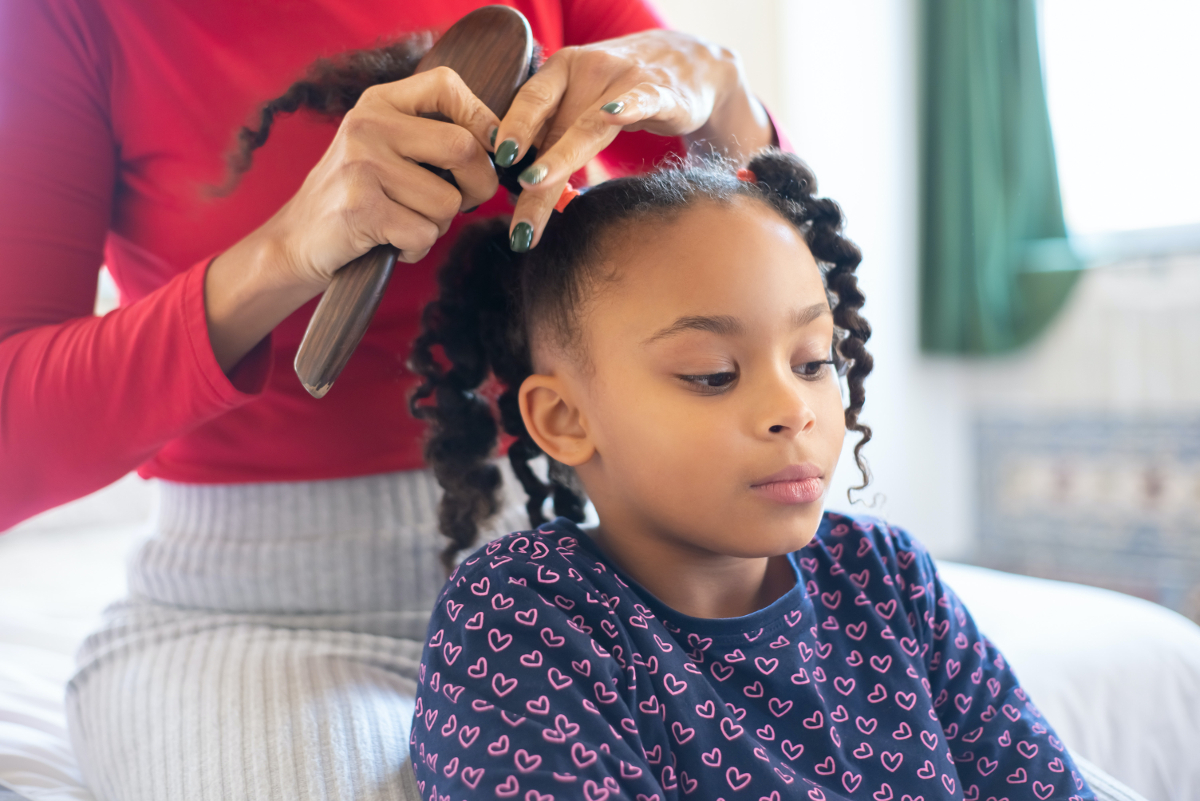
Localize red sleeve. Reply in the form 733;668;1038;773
766;105;792;152
0;0;268;531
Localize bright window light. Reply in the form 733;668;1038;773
1042;0;1200;238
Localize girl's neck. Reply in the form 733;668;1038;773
585;521;798;620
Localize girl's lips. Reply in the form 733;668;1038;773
750;464;825;505
751;476;824;505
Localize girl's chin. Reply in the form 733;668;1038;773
703;520;822;559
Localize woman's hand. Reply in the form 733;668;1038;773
270;66;502;284
204;67;501;371
492;30;775;252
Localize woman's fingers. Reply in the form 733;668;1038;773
375;115;500;211
369;67;500;149
374;156;470;237
379;203;441;264
357;68;502;210
574;81;696;139
506;86;666;250
492;55;573;168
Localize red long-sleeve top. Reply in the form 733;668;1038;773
0;0;687;530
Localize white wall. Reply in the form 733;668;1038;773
650;0;785;123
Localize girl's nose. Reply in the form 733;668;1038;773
761;374;817;437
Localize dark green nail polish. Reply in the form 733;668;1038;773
519;163;548;185
489;128;498;148
510;222;533;252
495;139;519;167
601;101;625;114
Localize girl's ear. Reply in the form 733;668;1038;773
518;374;595;467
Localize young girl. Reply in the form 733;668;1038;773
406;151;1094;801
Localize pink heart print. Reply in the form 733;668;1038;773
411;514;1094;801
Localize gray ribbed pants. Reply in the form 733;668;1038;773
65;466;530;801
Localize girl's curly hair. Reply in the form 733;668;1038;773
410;150;873;571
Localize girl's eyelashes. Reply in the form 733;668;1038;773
677;360;834;393
795;359;836;381
676;371;738;393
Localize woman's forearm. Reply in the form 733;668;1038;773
203;223;325;373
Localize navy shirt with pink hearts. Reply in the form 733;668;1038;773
410;512;1094;801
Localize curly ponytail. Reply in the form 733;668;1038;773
411;149;873;569
408;219;587;572
214;34;432;194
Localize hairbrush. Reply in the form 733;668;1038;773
294;5;535;398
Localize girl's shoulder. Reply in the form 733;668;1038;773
807;510;935;577
801;511;945;619
436;518;623;609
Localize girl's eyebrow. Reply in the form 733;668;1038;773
643;314;742;345
642;303;831;346
792;302;833;327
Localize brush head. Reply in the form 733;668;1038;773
415;6;534;121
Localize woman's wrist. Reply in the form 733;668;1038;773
203;225;325;373
683;43;775;161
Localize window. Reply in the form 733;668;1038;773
1041;0;1200;259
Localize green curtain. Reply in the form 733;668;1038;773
920;0;1081;355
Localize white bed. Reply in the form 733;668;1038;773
1;477;1197;801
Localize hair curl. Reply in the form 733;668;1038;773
216;32;541;195
410;150;873;571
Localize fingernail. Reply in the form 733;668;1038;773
519;163;548;186
601;101;625;114
495;139;519;168
510;222;533;252
489;127;498;148
462;205;479;214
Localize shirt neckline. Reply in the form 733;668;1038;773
550;516;824;642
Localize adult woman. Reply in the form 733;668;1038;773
0;0;778;798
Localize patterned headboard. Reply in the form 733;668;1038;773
975;415;1200;623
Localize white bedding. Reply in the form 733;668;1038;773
1;479;1197;801
0;614;94;801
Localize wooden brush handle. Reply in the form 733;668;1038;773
293;245;399;398
295;5;533;399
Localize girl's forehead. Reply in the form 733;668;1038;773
590;199;827;334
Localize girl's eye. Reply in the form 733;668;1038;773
795;360;835;380
677;372;738;392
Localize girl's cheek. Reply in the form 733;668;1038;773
817;384;847;440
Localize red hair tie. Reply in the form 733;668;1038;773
736;167;757;183
554;181;581;212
